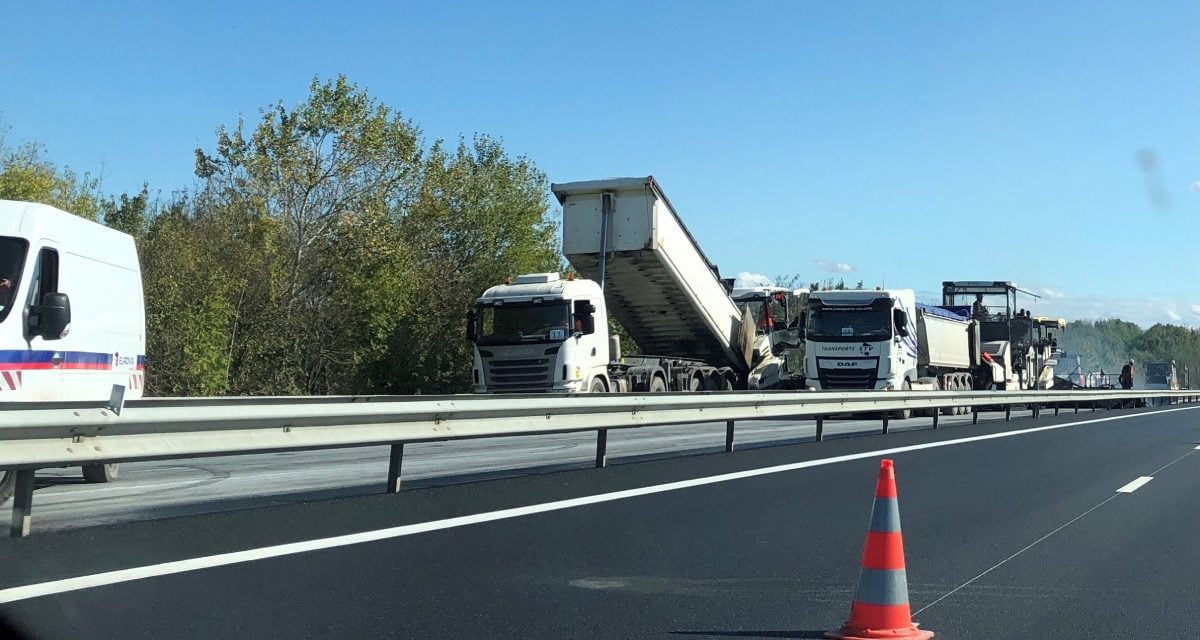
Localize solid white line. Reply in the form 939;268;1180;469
1194;445;1200;450
1;404;1196;605
1116;476;1154;493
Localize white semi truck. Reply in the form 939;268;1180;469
469;176;794;393
1;200;146;503
803;289;987;403
803;281;1064;410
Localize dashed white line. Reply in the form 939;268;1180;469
1116;476;1154;493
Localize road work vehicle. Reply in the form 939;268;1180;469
940;281;1062;390
469;176;798;393
0;200;145;503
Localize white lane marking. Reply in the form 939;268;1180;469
1195;445;1200;450
1;405;1196;605
1116;476;1154;493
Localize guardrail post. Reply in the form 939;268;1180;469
1005;406;1011;421
1074;401;1079;414
725;420;735;452
386;444;405;493
972;407;979;425
815;416;825;442
882;414;889;434
932;411;939;429
1054;405;1059;416
9;469;34;538
595;429;608;468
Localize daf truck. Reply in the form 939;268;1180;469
803;288;986;399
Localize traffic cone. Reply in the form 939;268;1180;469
826;459;933;640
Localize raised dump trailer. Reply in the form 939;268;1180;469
555;176;748;370
468;176;753;393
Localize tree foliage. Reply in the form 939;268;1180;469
140;76;557;395
1059;319;1200;386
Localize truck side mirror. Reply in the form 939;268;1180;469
574;301;596;335
894;309;909;337
30;292;71;340
465;310;477;342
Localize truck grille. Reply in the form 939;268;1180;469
817;368;877;390
485;357;554;392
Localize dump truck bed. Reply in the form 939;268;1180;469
553;177;747;371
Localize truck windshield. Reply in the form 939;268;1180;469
806;307;891;340
475;302;571;345
1145;364;1170;384
0;236;28;323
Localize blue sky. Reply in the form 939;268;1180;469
3;1;1198;326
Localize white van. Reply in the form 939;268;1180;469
0;200;146;502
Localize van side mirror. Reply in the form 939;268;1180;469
465;310;477;342
30;292;71;340
894;309;909;337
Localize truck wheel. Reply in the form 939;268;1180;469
689;376;703;392
649;376;667;393
83;463;120;483
722;375;736;391
0;470;14;505
588;378;607;394
892;381;912;420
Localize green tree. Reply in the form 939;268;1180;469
0;141;105;219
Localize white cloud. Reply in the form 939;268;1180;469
1191;304;1200;317
733;272;772;288
1166;309;1182;321
1040;287;1067;299
814;259;856;273
1191;180;1200;191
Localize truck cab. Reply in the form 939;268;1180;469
469;273;608;393
803;289;919;391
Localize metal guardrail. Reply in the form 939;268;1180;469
3;389;1197;536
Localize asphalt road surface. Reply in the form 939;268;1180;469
2;404;1196;639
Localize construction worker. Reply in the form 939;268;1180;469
1119;359;1135;390
971;294;988;319
757;302;774;332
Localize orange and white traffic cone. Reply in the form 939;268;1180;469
826;459;933;640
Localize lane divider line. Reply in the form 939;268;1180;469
1116;476;1154;493
1;404;1198;606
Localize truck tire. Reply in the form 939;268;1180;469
722;374;736;391
649;376;667;393
892;381;912;420
83;463;120;483
689;376;703;392
0;470;14;505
